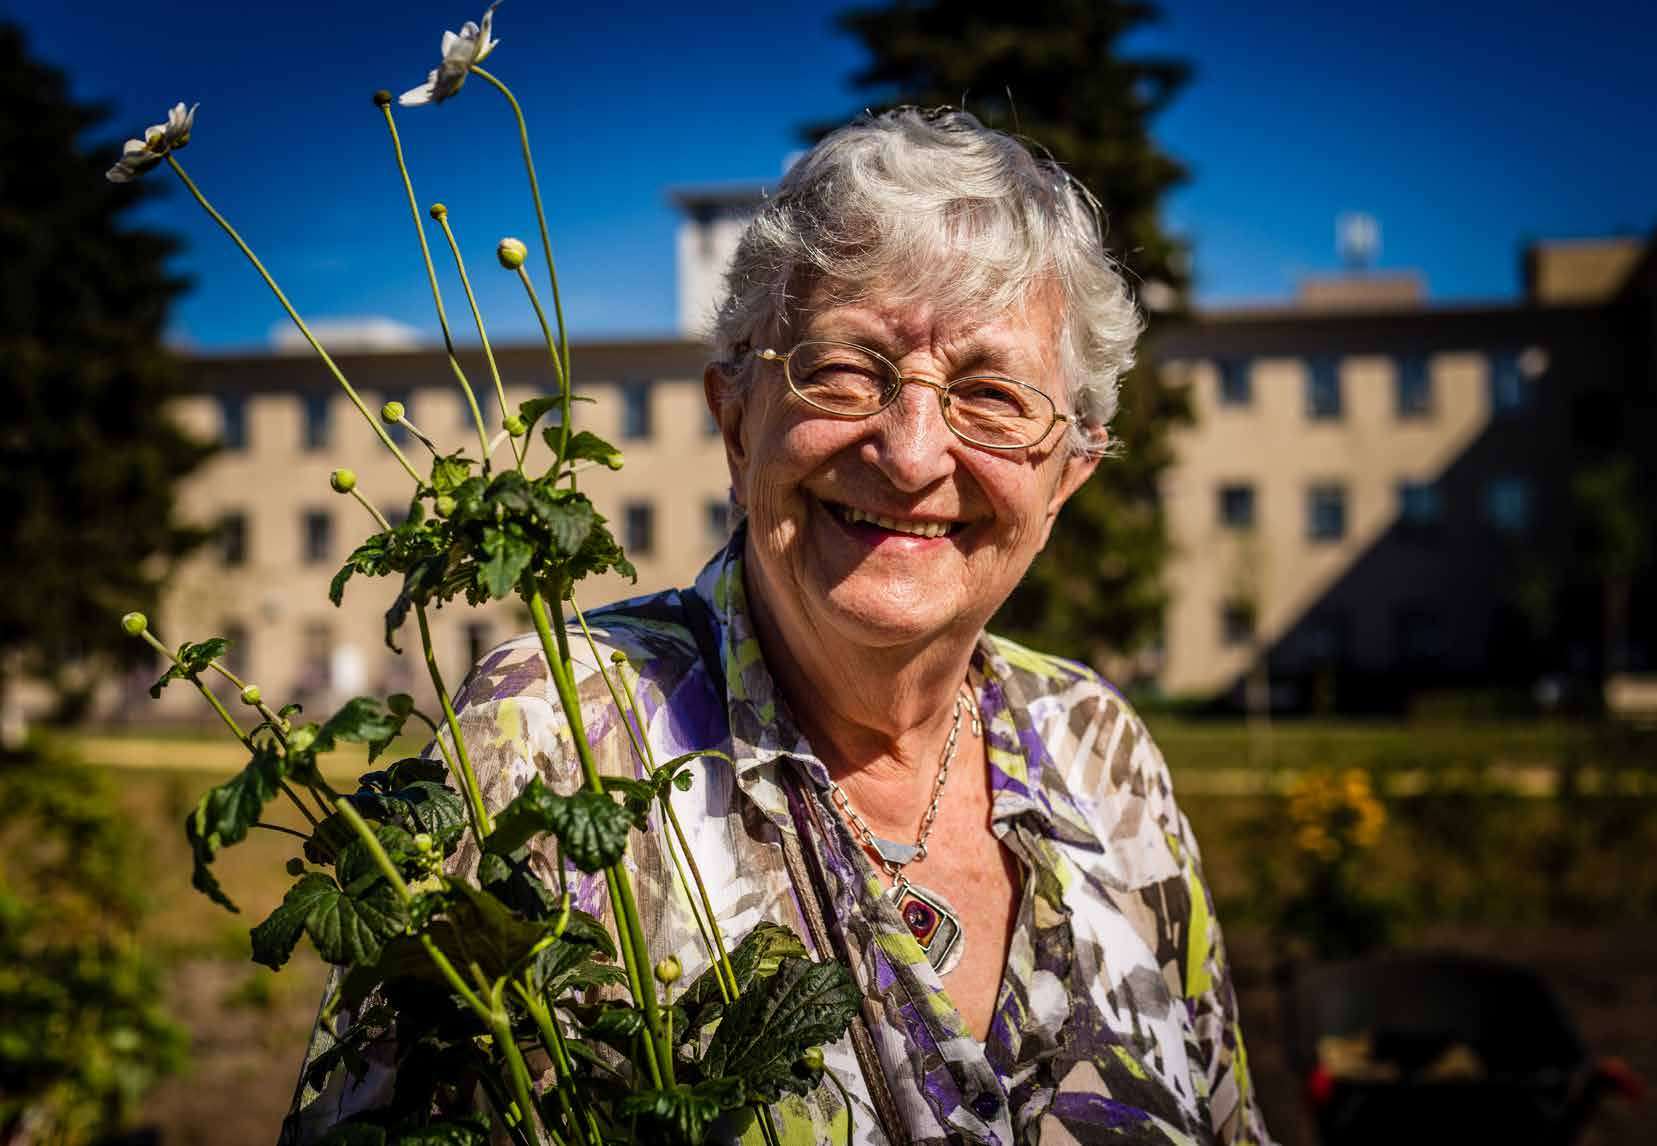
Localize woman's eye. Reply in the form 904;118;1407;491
954;379;1030;413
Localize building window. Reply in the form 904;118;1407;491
1489;352;1529;415
1217;358;1252;407
623;501;654;556
383;390;412;445
1218;483;1256;529
299;621;332;696
1307;483;1347;542
1395;356;1432;419
1305;358;1342;420
1484;476;1530;533
302;390;331;451
706;498;731;545
1397;480;1443;527
303;509;333;563
1221;601;1256;647
219;511;248;566
465;622;492;667
220;393;247;450
621;382;653;440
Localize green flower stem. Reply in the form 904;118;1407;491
473;66;572;456
164;155;423;486
349;488;393;533
525;589;670;1088
391;412;441;456
278;780;326;829
333;800;412;901
823;1069;857;1146
377;102;493;468
577;606;738;1004
515;984;598;1146
414;603;492;840
252;821;310;841
432;211;513;461
486;979;549;1145
512;265;565;392
755;1105;784;1146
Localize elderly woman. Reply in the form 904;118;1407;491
294;108;1269;1146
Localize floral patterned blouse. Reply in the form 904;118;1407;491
288;531;1272;1145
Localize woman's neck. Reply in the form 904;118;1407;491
743;555;979;823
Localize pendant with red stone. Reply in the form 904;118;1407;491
891;883;964;975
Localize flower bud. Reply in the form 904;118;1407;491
372;89;392;107
286;726;317;753
286;857;307;877
496;237;528;269
380;401;406;424
329;468;358;494
609;650;628;665
653;955;682;985
798;1046;824;1072
413;832;434;853
434;495;457;518
120;611;148;636
503;414;526;438
428;203;448;220
239;684;262;706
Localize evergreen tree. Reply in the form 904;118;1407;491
823;0;1192;673
0;23;209;720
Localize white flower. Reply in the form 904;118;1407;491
105;102;197;183
399;2;501;107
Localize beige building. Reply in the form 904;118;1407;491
128;208;1656;722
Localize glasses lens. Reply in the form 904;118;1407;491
786;342;896;415
946;377;1055;448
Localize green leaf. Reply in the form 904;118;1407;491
184;746;287;912
441;881;555;980
250;872;338;969
548;790;636;871
337;824;415;891
619;1078;746;1144
478;527;533;600
678;921;810;1030
149;635;231;697
483;775;561;856
428;451;475;497
323;697;404;750
562;429;624;470
700;956;860;1103
304;878;408;965
517;394;563;439
329;563;358;607
530;488;597;555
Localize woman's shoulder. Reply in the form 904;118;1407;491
983;630;1185;832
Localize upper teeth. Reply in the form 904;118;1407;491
841;506;953;538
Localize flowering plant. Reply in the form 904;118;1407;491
108;10;858;1144
1272;767;1395;958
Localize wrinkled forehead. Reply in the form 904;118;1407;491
782;272;1067;379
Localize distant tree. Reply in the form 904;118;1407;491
822;0;1194;672
0;23;209;723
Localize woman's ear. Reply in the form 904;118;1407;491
704;362;749;507
1037;427;1107;549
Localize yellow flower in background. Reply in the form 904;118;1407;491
1285;766;1387;861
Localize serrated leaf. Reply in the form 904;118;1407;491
486;775;646;869
678;921;811;1031
323;697;404;748
305;878;407;965
441;881;555;980
478;527;533;600
429;451;474;497
184;747;287;913
337;823;415;890
563;430;624;470
620;1078;746;1144
385;756;447;786
533;491;596;555
329;563;357;606
251;872;339;969
149;635;232;697
700;956;860;1103
518;394;563;439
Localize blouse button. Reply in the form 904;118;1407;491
971;1093;1002;1119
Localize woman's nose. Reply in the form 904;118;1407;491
861;379;957;492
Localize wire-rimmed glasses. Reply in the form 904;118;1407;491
756;340;1072;450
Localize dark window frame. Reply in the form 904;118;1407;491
1218;483;1257;530
1307;483;1348;542
1305;357;1343;421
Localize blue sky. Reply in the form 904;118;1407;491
12;0;1657;349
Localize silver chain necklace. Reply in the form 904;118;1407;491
827;685;981;974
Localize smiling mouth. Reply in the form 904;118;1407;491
821;500;966;540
